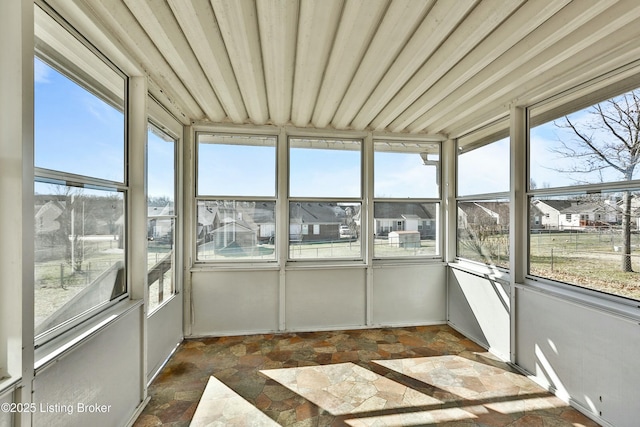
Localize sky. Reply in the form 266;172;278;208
34;57;125;183
36;56;638;202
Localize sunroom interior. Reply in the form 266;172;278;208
2;0;640;426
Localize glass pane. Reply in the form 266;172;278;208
34;57;125;182
458;137;509;196
289;138;361;198
148;218;175;313
457;200;510;268
34;182;125;335
374;142;439;198
529;191;640;300
530;89;640;189
197;200;276;261
373;202;439;257
289;202;361;259
148;125;175;211
197;134;276;197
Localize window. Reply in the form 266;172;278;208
289;138;362;260
147;124;177;313
373;141;440;258
529;88;640;301
457;199;510;267
34;6;127;339
456;125;510;268
196;134;276;261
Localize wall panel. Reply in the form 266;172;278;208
190;270;279;336
147;296;182;382
0;389;12;427
447;267;510;359
371;264;446;326
32;307;142;427
516;286;640;427
286;268;366;330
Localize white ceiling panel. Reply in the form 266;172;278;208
54;0;640;137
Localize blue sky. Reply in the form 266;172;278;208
37;55;636;202
34;57;125;183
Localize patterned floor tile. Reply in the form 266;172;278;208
132;326;600;427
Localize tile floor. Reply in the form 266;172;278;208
133;325;600;426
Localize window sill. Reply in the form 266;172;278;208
34;299;142;374
448;260;511;285
0;376;20;397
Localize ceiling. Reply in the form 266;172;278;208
48;0;640;138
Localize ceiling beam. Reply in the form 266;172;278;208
169;0;247;123
123;0;226;121
291;0;344;127
386;0;569;133
331;0;435;130
311;0;389;129
423;0;640;134
211;0;269;125
372;0;526;131
256;0;298;126
349;0;479;130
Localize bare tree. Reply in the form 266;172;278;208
554;89;640;272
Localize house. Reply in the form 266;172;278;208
457;201;509;233
530;200;573;229
558;201;620;229
374;202;436;239
289;202;353;242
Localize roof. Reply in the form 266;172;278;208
50;0;640;137
290;203;346;224
534;200;574;212
374;202;434;219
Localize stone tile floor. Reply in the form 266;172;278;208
133;325;600;426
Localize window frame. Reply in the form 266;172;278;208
33;29;129;346
146;120;179;314
526;83;640;306
372;139;442;260
455;122;511;269
194;131;279;264
287;136;364;262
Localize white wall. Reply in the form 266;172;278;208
189;263;447;336
371;264;446;326
147;296;183;382
32;306;143;427
191;269;280;336
447;266;510;360
286;268;366;330
516;286;640;427
0;389;12;427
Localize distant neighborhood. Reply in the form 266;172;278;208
458;195;640;234
196;201;438;255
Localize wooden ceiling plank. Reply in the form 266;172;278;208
311;0;388;129
291;0;344;127
169;0;247;123
211;0;269;125
123;0;226;121
256;0;298;126
331;0;435;130
349;0;478;130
